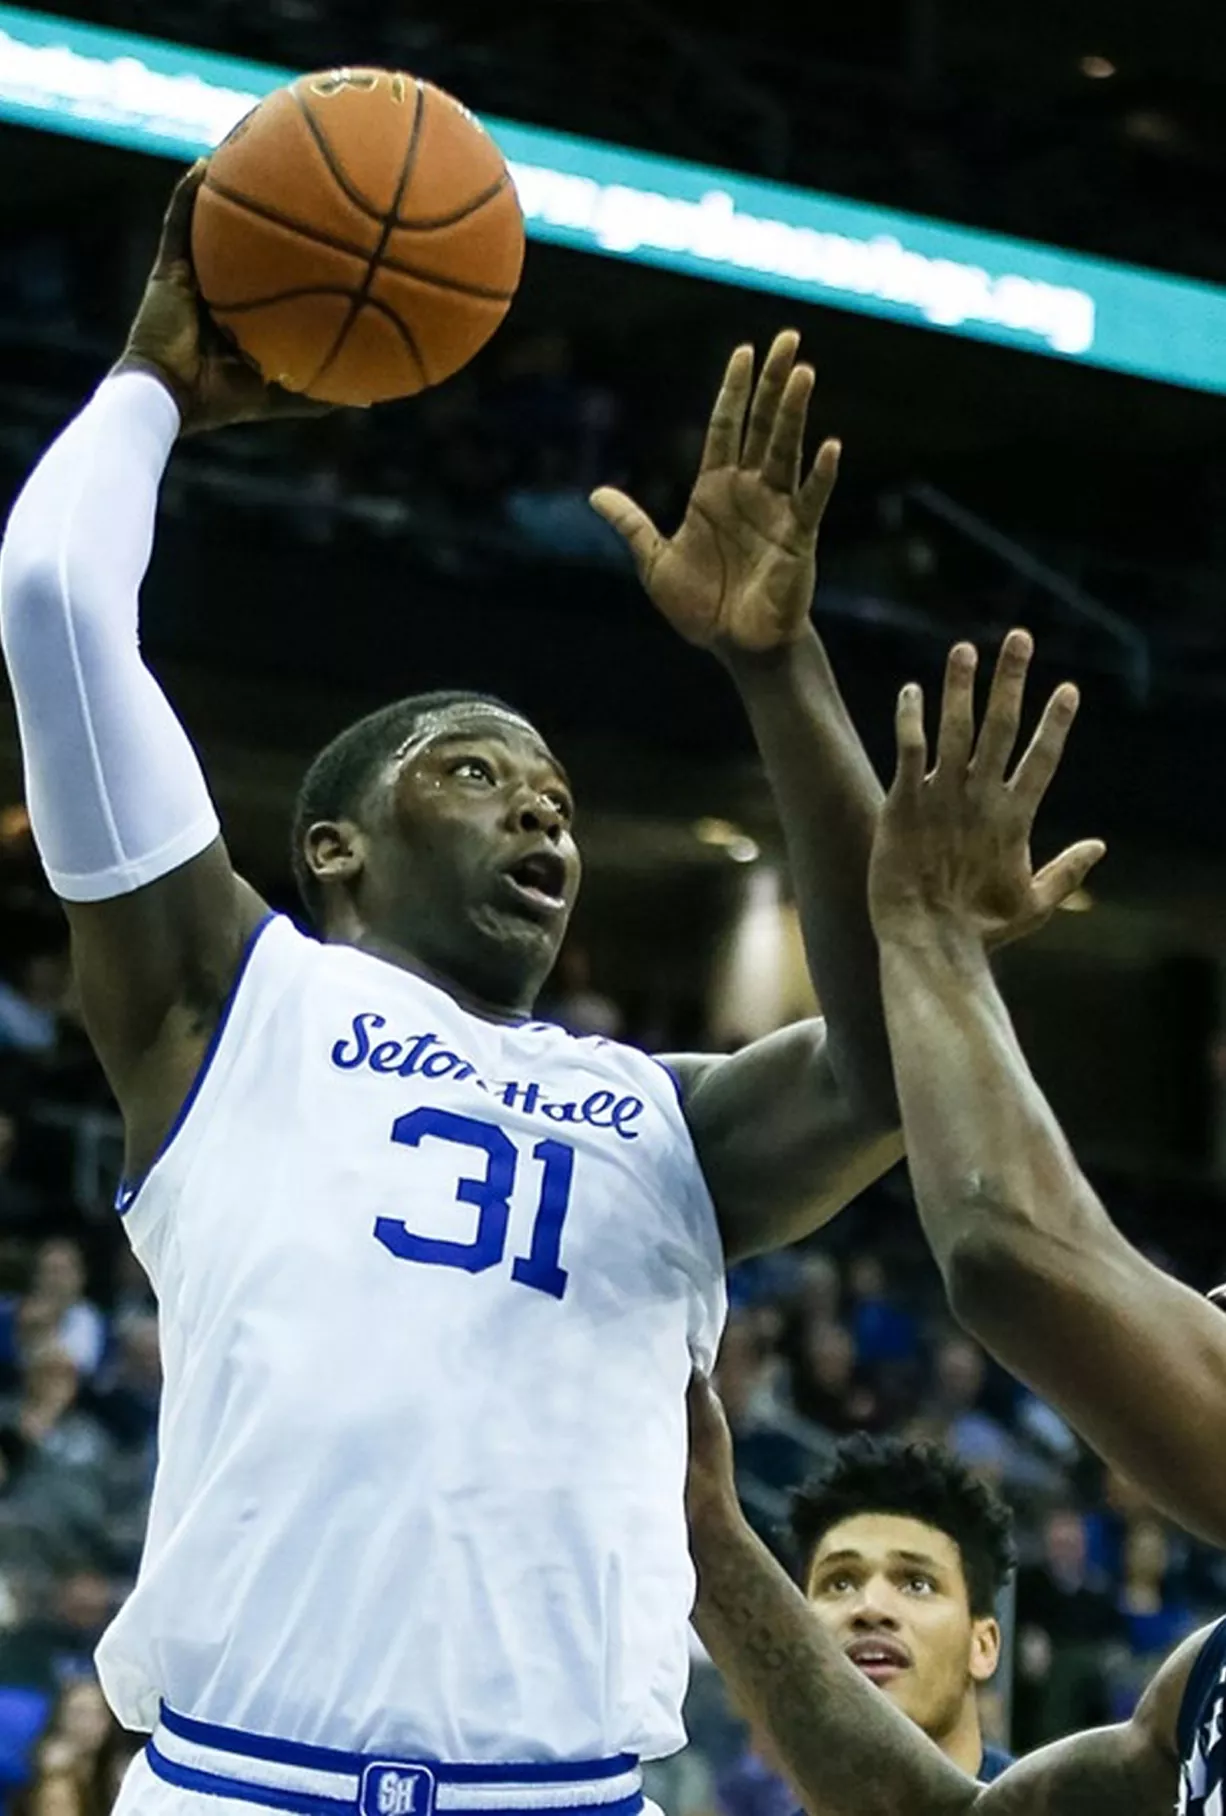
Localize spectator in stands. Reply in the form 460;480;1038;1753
1013;1506;1125;1749
786;1320;882;1436
1116;1516;1198;1662
715;1314;821;1546
91;1313;160;1455
0;1345;115;1575
0;1574;111;1698
0;954;66;1058
716;1315;783;1436
846;1253;920;1370
911;1335;1063;1495
28;1245;105;1381
11;1675;121;1816
845;1252;922;1425
788;1254;842;1328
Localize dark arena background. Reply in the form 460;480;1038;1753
2;0;1226;1806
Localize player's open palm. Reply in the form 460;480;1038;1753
869;630;1106;949
591;331;838;657
119;162;329;435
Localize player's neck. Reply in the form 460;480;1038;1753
932;1697;985;1777
336;928;535;1025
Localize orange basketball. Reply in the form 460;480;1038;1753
191;68;525;407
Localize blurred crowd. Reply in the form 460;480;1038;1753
1;909;1224;1816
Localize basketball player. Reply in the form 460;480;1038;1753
790;1436;1016;1782
0;158;978;1816
716;1434;1015;1816
685;639;1226;1812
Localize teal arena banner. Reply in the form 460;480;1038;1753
2;2;1226;394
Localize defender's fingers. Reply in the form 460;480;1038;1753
762;363;815;493
934;642;978;780
742;329;800;470
1010;681;1082;815
972;628;1034;783
1030;839;1106;916
589;486;664;579
699;344;755;473
153;160;207;278
892;682;928;791
795;437;841;535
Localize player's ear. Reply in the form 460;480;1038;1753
304;818;366;888
969;1614;1001;1683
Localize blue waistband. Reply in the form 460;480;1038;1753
157;1706;638;1786
147;1706;644;1816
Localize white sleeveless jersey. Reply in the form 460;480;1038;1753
96;915;725;1766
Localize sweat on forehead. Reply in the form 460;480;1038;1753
396;704;543;760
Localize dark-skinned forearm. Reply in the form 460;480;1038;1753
879;921;1226;1544
727;627;895;1122
690;1498;976;1816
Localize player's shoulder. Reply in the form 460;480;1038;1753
1132;1617;1225;1768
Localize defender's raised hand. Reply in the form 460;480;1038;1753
591;331;838;657
118;162;329;434
869;631;1106;949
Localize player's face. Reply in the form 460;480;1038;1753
362;709;581;1012
805;1514;1000;1746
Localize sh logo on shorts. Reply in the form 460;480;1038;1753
360;1764;436;1816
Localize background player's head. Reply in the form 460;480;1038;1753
291;690;581;1012
790;1435;1015;1757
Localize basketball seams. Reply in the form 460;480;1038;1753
292;76;512;233
198;179;517;303
204;285;372;313
194;68;524;401
392;172;511;231
290;83;391;225
199;177;375;273
306;81;432;392
353;293;429;378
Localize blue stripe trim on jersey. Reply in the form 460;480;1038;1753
147;1743;351;1813
147;1742;645;1816
158;1705;637;1784
650;1058;686;1110
115;911;279;1217
158;1705;368;1775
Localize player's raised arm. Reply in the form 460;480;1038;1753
868;633;1226;1546
592;333;905;1257
686;1375;1184;1816
0;165;312;1180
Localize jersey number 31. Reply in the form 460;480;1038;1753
373;1106;572;1301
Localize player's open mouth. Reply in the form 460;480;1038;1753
500;851;568;916
845;1638;910;1684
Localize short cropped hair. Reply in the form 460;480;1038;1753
290;689;521;923
790;1434;1017;1617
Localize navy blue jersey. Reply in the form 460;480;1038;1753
978;1744;1014;1784
1178;1618;1226;1814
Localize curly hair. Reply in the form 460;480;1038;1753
790;1434;1017;1616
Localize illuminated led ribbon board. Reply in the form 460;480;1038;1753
2;3;1226;394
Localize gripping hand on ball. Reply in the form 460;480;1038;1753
117;162;329;435
590;331;838;660
869;631;1106;951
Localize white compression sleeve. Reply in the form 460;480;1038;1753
0;371;220;903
